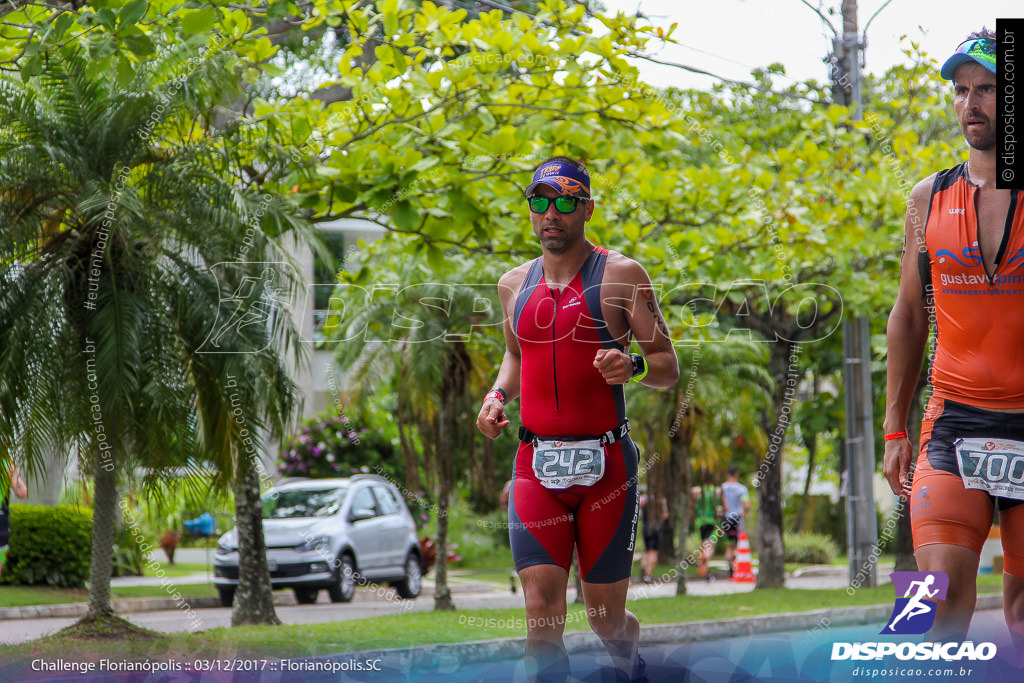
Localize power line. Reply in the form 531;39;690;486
625;52;829;106
473;0;831;104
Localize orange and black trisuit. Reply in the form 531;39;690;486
507;245;640;583
912;161;1024;576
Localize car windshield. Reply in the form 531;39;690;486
262;487;348;519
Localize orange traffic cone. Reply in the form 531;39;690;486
731;531;756;583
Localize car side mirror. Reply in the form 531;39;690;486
349;508;376;522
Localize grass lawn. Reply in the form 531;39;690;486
1;584;914;662
0;583;219;608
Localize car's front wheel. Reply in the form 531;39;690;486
394;552;422;599
328;554;356;603
294;587;319;604
216;586;235;607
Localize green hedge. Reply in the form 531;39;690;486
1;505;92;587
784;532;840;565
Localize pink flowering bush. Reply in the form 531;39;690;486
277;411;400;480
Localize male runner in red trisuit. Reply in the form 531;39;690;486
884;29;1024;644
477;157;679;681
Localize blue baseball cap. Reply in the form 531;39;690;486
940;37;997;81
525;160;591;198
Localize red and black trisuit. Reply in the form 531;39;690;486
508;246;640;583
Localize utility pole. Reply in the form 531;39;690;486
833;0;878;589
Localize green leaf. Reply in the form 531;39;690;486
115;56;135;86
96;8;118;30
391;47;407;74
51;13;76;40
315;165;341;178
260;63;286;77
181;8;216;34
88;38;117;61
123;33;155;57
392;201;419;231
411;157;440;173
477;106;496;129
374;44;394;65
118;0;149;27
383;10;398;36
292;116;311;143
425;243;446;272
20;55;41;80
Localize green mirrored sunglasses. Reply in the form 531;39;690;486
527;195;589;214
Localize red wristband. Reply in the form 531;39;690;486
884;431;908;442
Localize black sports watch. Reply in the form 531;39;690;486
629;354;648;382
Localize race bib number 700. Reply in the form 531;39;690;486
955;437;1024;501
532;439;606;490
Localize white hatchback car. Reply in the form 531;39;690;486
213;475;422;606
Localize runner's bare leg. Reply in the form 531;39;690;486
915;544;980;639
519;564;571;680
581;577;639;679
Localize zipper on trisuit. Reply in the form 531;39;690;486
549;287;560;411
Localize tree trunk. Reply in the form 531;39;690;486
482;436;497;511
433;345;468;611
756;341;800;589
893;497;916;571
796;432;817;533
467;428;479;509
796;374;820;533
231;458;280;626
468;428;497;513
434;404;455;611
396;400;420;493
86;449;118;618
674;429;692;596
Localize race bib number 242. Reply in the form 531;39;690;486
532;439;606;490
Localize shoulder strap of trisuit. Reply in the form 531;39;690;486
512;258;544;334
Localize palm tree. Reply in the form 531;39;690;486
0;48;310;626
330;250;501;610
629;332;772;595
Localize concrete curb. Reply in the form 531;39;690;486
329;593;1006;671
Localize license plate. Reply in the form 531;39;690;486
955;437;1024;501
532;438;605;489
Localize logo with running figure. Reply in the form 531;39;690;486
881;571;950;635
